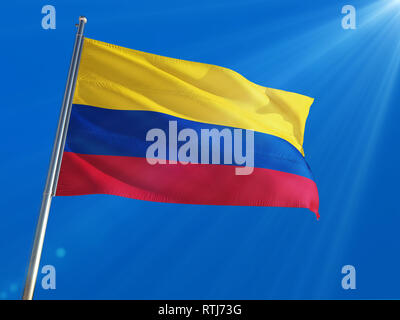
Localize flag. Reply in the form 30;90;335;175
56;38;319;217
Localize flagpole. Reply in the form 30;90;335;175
22;16;87;300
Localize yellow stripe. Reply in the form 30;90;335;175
73;38;314;155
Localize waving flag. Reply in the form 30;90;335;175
56;38;319;217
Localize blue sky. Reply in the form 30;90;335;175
1;0;400;299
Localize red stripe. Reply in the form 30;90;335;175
57;152;319;218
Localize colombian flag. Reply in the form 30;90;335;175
56;38;319;217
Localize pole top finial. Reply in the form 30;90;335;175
79;16;87;24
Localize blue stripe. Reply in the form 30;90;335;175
65;104;314;179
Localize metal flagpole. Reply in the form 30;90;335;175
22;16;87;300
